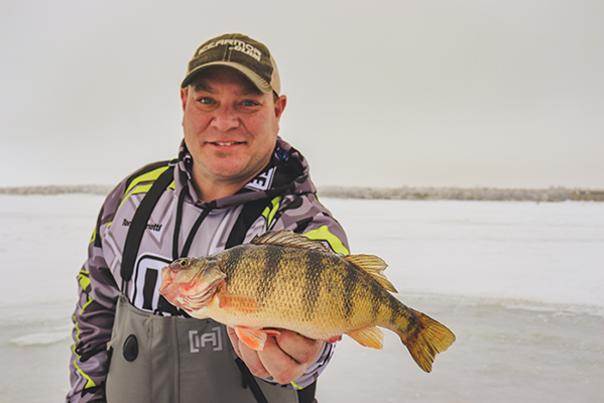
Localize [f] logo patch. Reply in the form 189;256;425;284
189;327;223;353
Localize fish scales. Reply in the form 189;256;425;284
271;247;325;328
309;248;385;335
221;246;340;336
225;244;409;336
255;245;282;304
159;230;456;373
369;277;382;322
302;249;322;321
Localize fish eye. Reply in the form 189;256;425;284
173;258;189;267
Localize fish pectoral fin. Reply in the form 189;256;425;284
344;255;398;293
234;327;279;351
346;326;384;349
251;230;330;252
218;293;258;313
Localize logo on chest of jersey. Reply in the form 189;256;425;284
189;327;223;352
245;166;276;191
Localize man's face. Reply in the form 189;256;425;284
180;67;286;191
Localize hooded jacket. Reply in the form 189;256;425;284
67;138;349;402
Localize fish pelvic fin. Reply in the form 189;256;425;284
234;327;281;351
344;254;398;293
251;230;331;253
397;310;456;373
346;326;384;349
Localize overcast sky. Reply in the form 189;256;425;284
1;0;603;188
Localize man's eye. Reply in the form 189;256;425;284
198;97;215;105
240;100;260;107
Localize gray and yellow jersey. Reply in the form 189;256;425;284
67;137;349;403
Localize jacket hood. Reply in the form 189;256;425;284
174;137;317;209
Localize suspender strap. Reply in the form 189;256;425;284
297;381;317;403
120;165;174;283
235;358;269;403
228;197;275;403
225;198;272;249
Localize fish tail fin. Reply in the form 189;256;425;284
395;309;455;373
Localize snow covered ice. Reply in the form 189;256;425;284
0;194;603;403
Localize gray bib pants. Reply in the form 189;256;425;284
106;295;299;403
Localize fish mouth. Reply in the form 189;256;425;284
159;266;180;298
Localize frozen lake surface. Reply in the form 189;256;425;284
1;195;603;402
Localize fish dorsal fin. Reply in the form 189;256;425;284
251;230;331;253
344;254;398;293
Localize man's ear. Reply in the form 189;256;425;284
180;87;189;111
274;95;287;119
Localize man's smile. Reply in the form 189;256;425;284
205;141;247;147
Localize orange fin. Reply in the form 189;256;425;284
219;294;258;313
234;327;280;351
344;254;397;292
251;230;330;252
346;326;384;349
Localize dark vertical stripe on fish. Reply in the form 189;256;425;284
369;278;382;322
222;245;245;278
256;245;282;304
388;294;402;324
405;308;420;333
303;250;323;321
342;261;358;320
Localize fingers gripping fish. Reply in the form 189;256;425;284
159;230;456;372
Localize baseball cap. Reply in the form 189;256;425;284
181;33;281;94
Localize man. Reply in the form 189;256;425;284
67;33;349;403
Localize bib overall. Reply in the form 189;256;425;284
105;295;298;403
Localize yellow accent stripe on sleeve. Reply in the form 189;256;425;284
304;225;350;256
71;344;97;389
77;268;91;291
89;226;97;245
80;296;94;315
72;295;97;390
290;381;303;390
262;196;282;229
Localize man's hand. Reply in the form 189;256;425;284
226;326;324;385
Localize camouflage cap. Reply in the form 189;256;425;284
181;33;281;94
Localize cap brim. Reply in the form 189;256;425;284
180;61;273;93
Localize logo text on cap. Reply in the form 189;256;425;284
197;39;262;62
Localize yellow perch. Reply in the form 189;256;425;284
160;230;455;372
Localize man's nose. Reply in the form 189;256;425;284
210;105;240;131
